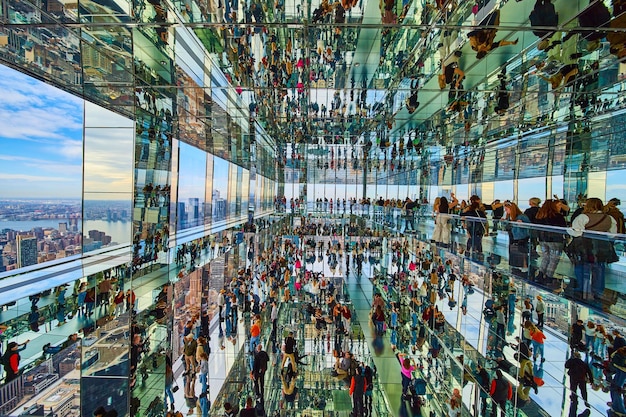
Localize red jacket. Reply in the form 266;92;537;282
349;376;367;396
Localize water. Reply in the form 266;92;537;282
0;219;132;245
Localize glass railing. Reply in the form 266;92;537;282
357;211;624;417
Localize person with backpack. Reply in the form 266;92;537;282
251;344;270;403
528;0;558;47
395;351;416;400
349;366;367;417
363;365;374;415
489;369;512;417
238;397;256;417
475;363;491;416
2;340;29;383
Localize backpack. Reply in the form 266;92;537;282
348;358;359;377
255;400;266;417
529;1;558;38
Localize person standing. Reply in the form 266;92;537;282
530;325;546;363
2;340;29;382
535;295;545;329
606;198;625;234
249;318;261;354
281;331;297;372
610;346;626;416
165;355;175;412
183;334;197;374
197;351;209;393
569;197;617;300
432;195;458;246
396;351;416;399
349;366;367;417
475;363;491;416
98;276;112;311
252;344;270;402
534;199;567;288
564;351;593;408
461;195;489;256
489;369;512;417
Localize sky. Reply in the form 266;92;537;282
0;64;134;200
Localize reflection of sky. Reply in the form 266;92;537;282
212;156;229;198
607;170;626;211
84;127;134;196
0;64;83;198
178;142;207;202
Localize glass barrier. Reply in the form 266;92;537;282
360;212;624;417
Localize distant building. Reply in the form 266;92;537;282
16;235;37;268
58;222;68;234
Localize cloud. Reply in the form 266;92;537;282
0;173;79;182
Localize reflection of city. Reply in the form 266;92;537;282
3;344;82;417
212;190;227;222
0;200;131;272
176;198;205;229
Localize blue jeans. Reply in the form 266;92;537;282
165;384;175;407
574;262;606;297
507;314;515;335
199;396;209;417
531;340;544;360
199;372;208;393
225;317;233;337
401;374;410;395
611;369;626;413
390;329;398;346
375;320;384;335
250;335;259;353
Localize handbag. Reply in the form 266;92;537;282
438;73;446;89
172;383;179;393
565;236;592;264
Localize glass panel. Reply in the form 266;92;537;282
212;156;229;222
177;142;207;230
0;64;84;272
83;193;133;248
517;177;546;211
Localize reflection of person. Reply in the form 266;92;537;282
534;199;566;288
565;351;593;408
610;346;626;415
94;406;118;417
475;363;490;416
28;306;40;332
396;352;416;399
349;366;367;416
432;195;458;246
252;344;270;402
2;340;29;382
467;10;518;59
165;355;175;412
489;369;512;417
55;285;67;326
280;372;297;406
461;195;488;255
569;197;617;300
281;331;297;371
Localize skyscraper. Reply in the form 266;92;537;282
16;235;38;268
